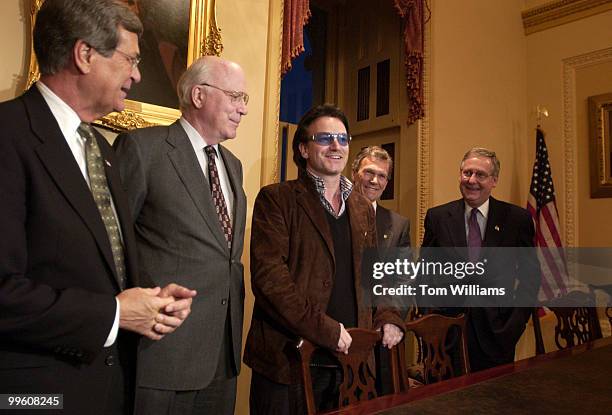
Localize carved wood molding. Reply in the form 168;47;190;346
416;2;432;245
522;0;612;35
562;47;612;246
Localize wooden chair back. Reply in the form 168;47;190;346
395;313;470;386
534;291;603;353
296;328;382;415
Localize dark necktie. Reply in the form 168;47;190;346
204;146;232;249
78;123;126;289
467;208;482;262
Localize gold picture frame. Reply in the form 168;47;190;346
26;0;222;132
588;92;612;198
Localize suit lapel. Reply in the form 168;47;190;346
99;134;139;287
165;122;229;252
483;197;504;247
295;175;334;259
375;206;392;248
24;88;120;287
219;146;246;257
445;199;468;248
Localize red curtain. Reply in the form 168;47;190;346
394;0;428;125
281;0;311;76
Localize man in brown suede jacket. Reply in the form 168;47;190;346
244;105;404;414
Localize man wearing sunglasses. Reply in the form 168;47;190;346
114;56;248;415
245;104;404;414
421;147;537;372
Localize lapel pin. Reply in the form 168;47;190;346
494;225;500;231
384;234;389;239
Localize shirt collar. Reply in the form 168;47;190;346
306;169;353;201
464;198;490;219
180;117;220;156
36;81;82;138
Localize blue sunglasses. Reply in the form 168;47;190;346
309;132;351;146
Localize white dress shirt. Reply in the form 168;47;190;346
36;81;120;348
180;117;234;221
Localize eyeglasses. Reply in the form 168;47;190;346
309;132;351;147
114;48;141;69
200;83;249;105
461;169;493;181
361;169;388;182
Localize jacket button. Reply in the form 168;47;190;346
323;280;330;287
221;299;228;305
105;355;115;366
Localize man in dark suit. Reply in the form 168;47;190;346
351;145;411;394
245;105;404;414
114;56;248;415
0;1;195;414
421;147;537;371
351;145;410;249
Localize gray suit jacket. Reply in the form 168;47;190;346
376;205;410;248
114;121;246;390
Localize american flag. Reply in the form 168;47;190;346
526;128;569;301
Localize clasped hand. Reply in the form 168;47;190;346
117;283;197;340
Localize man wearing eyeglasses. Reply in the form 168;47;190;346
244;105;404;414
0;1;196;414
421;147;537;371
114;55;248;415
351;146;410;395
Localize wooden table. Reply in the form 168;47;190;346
326;336;612;415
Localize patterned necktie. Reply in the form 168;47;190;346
467;208;482;262
77;123;126;290
204;146;232;249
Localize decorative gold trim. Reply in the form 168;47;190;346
260;0;284;186
587;93;612;197
562;47;612;246
26;0;223;131
416;1;432;245
194;0;223;57
522;0;612;35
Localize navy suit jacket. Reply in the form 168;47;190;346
421;197;537;369
0;87;140;414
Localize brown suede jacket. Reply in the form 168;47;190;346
243;171;404;384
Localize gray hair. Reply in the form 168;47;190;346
34;0;143;76
460;147;500;177
351;145;393;176
176;57;215;112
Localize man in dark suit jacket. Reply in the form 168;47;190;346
351;145;411;394
114;56;248;415
0;2;194;414
421;147;537;371
245;105;405;414
351;145;410;249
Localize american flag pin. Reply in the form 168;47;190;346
105;160;111;167
494;225;500;231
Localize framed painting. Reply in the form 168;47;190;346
26;0;223;131
588;93;612;198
